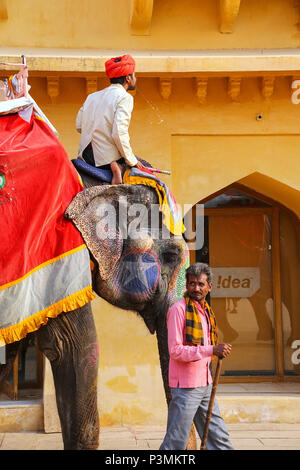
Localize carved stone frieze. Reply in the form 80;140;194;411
195;78;208;105
228;77;242;101
261;76;275;99
86;78;98;96
19;74;296;106
47;76;60;104
159;78;172;101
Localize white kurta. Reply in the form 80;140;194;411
76;83;138;167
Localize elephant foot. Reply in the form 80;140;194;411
68;440;99;451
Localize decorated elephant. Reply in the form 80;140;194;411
0;70;192;450
0;160;189;450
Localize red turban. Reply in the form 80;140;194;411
105;54;135;79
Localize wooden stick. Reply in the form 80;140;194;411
0;62;26;67
200;358;223;450
149;168;171;175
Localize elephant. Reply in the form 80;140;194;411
0;161;191;450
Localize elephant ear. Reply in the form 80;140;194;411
65;186;123;281
65;185;110;219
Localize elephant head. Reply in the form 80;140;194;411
65;182;189;336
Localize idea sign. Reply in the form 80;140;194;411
211;267;260;298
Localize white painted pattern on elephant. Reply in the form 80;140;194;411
121;250;160;297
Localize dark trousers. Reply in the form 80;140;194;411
82;144;125;170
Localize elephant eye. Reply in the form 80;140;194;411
161;250;179;264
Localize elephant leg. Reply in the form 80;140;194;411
36;303;99;450
156;313;197;450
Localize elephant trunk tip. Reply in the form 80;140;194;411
139;313;157;335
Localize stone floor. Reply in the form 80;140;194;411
0;423;300;450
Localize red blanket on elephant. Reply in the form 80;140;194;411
0;111;95;345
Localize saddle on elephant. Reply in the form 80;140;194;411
0;108;95;346
71;157;185;237
122;166;185;236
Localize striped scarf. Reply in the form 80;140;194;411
185;294;218;346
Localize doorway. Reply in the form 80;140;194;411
0;338;43;401
189;186;300;382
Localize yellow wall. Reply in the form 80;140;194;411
1;0;300;50
2;0;300;426
93;299;167;425
30;75;300;214
26;72;300;425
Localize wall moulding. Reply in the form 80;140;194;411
46;76;60;104
159;78;172;101
228;76;242;101
261;76;275;100
0;74;295;104
219;0;241;33
85;78;98;96
195;78;208;105
130;0;154;36
2;52;300;75
0;71;293;82
0;0;8;20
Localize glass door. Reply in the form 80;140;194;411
206;209;276;377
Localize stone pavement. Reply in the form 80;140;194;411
0;423;300;450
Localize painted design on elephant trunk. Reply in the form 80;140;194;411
81;342;99;380
118;249;161;298
168;239;190;305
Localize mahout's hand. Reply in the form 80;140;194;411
213;343;232;358
135;161;147;170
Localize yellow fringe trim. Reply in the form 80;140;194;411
0;285;96;346
123;170;185;236
76;170;84;188
0;244;87;291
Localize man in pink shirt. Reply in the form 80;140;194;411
160;262;234;450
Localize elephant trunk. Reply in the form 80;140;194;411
155;308;171;406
